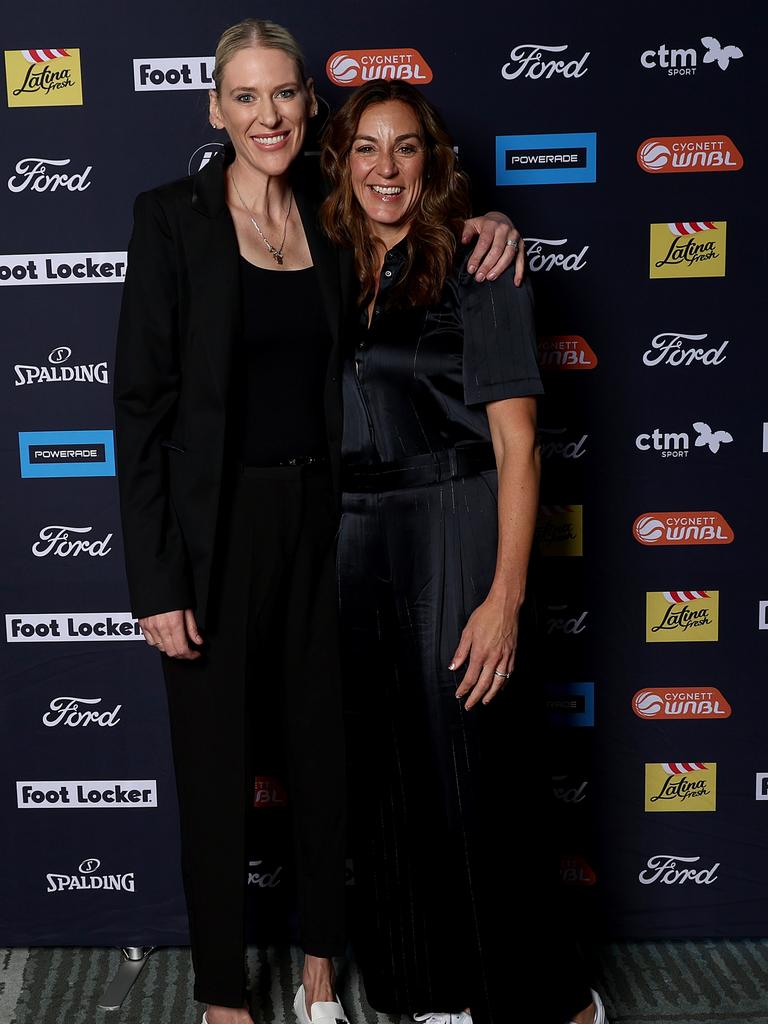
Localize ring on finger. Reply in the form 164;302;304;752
493;669;510;679
505;239;518;250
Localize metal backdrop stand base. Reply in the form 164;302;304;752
98;947;155;1011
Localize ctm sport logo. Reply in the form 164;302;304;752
4;48;82;107
640;36;743;75
649;221;726;279
646;591;719;643
635;421;733;458
645;762;717;812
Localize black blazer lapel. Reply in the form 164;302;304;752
186;154;241;406
294;185;341;349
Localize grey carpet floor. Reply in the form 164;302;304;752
1;941;767;1024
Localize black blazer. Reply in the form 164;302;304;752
113;152;355;627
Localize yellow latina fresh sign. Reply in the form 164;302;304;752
646;590;719;642
645;762;717;812
649;221;726;279
537;505;582;556
5;48;83;108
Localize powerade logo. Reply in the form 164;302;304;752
545;682;594;726
19;430;115;478
496;133;597;186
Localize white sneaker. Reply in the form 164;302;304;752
293;983;348;1023
568;989;608;1024
413;1013;472;1024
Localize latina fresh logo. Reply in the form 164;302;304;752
637;135;742;173
5;49;83;108
632;688;731;720
646;591;719;643
649;221;726;279
539;335;597;371
537;505;583;556
633;512;733;545
645;762;717;812
326;49;432;87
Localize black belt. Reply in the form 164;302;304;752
242;455;328;468
342;443;496;492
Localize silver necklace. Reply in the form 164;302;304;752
230;170;293;266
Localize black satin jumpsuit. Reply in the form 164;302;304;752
338;243;590;1023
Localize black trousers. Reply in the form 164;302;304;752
338;471;592;1024
162;464;346;1007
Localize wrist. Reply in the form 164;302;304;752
487;581;525;611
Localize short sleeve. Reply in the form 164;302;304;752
458;254;544;407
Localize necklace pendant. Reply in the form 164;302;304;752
273;252;284;266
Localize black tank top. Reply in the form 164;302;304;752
237;258;332;464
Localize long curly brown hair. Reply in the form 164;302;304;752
320;81;471;308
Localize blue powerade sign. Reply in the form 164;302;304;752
496;132;597;185
19;429;116;478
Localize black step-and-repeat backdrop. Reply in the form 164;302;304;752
1;1;765;946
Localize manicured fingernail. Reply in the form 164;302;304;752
449;661;456;670
476;272;485;282
467;264;476;274
487;272;497;281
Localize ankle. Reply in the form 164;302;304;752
570;1002;596;1024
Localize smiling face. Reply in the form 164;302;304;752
209;45;315;180
349;100;426;245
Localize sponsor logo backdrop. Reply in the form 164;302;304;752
0;0;764;945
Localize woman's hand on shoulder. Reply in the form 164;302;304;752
462;212;525;286
449;593;521;709
139;608;203;660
